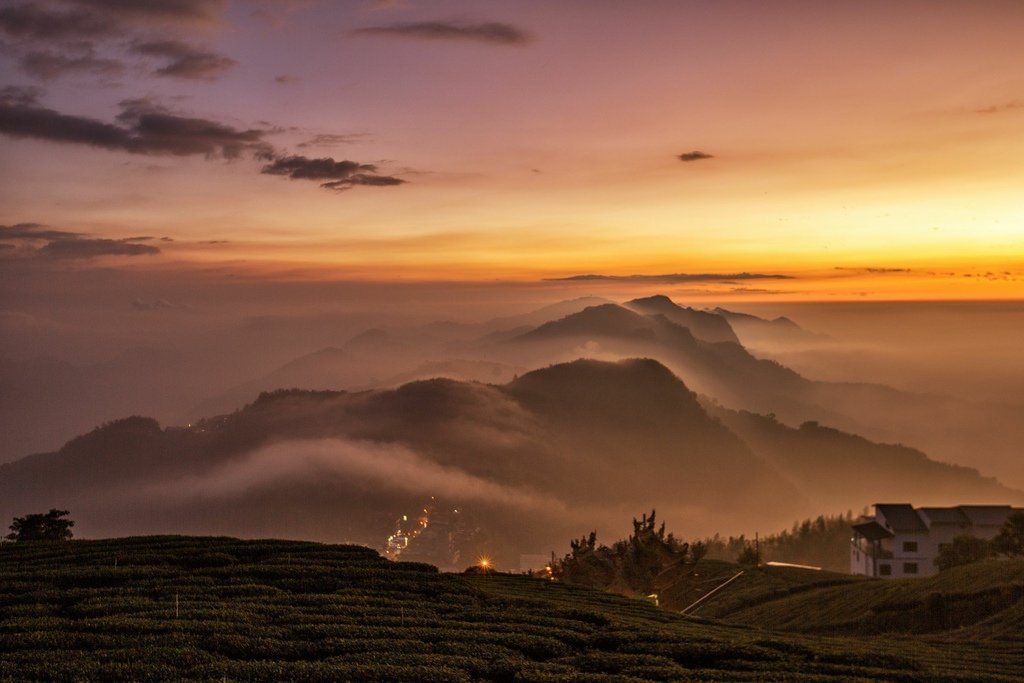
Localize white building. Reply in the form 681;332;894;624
850;503;1022;578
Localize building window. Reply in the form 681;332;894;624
879;564;892;576
904;562;918;574
903;541;918;553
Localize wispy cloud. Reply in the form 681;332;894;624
0;222;160;260
974;100;1024;115
546;272;793;283
130;40;237;80
353;20;532;46
297;133;368;148
20;48;124;81
834;267;912;274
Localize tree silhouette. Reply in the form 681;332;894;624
992;511;1024;557
935;534;991;571
6;509;74;542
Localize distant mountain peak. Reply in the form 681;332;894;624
514;304;651;342
625;296;739;344
628;294;675;306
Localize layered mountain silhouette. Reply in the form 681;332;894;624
711;307;825;346
1;358;1015;568
502;302;1024;483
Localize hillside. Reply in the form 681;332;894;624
1;536;1021;682
700;557;1024;641
705;406;1014;510
1;358;1016;565
0;358;805;560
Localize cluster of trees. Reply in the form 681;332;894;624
5;509;74;542
553;511;705;594
692;512;858;572
553;510;863;596
935;511;1024;571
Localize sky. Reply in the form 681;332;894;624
1;0;1024;300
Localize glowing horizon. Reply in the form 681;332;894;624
1;1;1022;301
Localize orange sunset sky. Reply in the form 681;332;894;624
1;0;1023;300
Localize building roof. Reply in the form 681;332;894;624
959;505;1016;527
876;504;928;533
852;520;893;542
919;507;969;526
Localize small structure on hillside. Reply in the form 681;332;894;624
850;503;1023;578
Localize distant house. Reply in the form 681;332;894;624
850;503;1023;578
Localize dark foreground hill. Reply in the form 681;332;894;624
1;536;1022;682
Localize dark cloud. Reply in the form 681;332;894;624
0;3;114;40
130;40;237;80
123;235;154;241
0;222;161;260
63;0;228;24
546;273;793;283
353;21;532;46
261;155;406;191
0;94;406;193
0;93;271;158
20;49;124;80
115;98;269;156
261;156;376;180
0;222;79;241
678;151;713;162
274;74;299;85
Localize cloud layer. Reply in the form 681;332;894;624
153;437;562;512
0;223;161;259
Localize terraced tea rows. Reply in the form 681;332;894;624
1;536;1021;681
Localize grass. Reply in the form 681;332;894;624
1;536;1022;681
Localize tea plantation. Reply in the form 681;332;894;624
1;536;1021;681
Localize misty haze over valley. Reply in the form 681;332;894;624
2;285;1021;568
